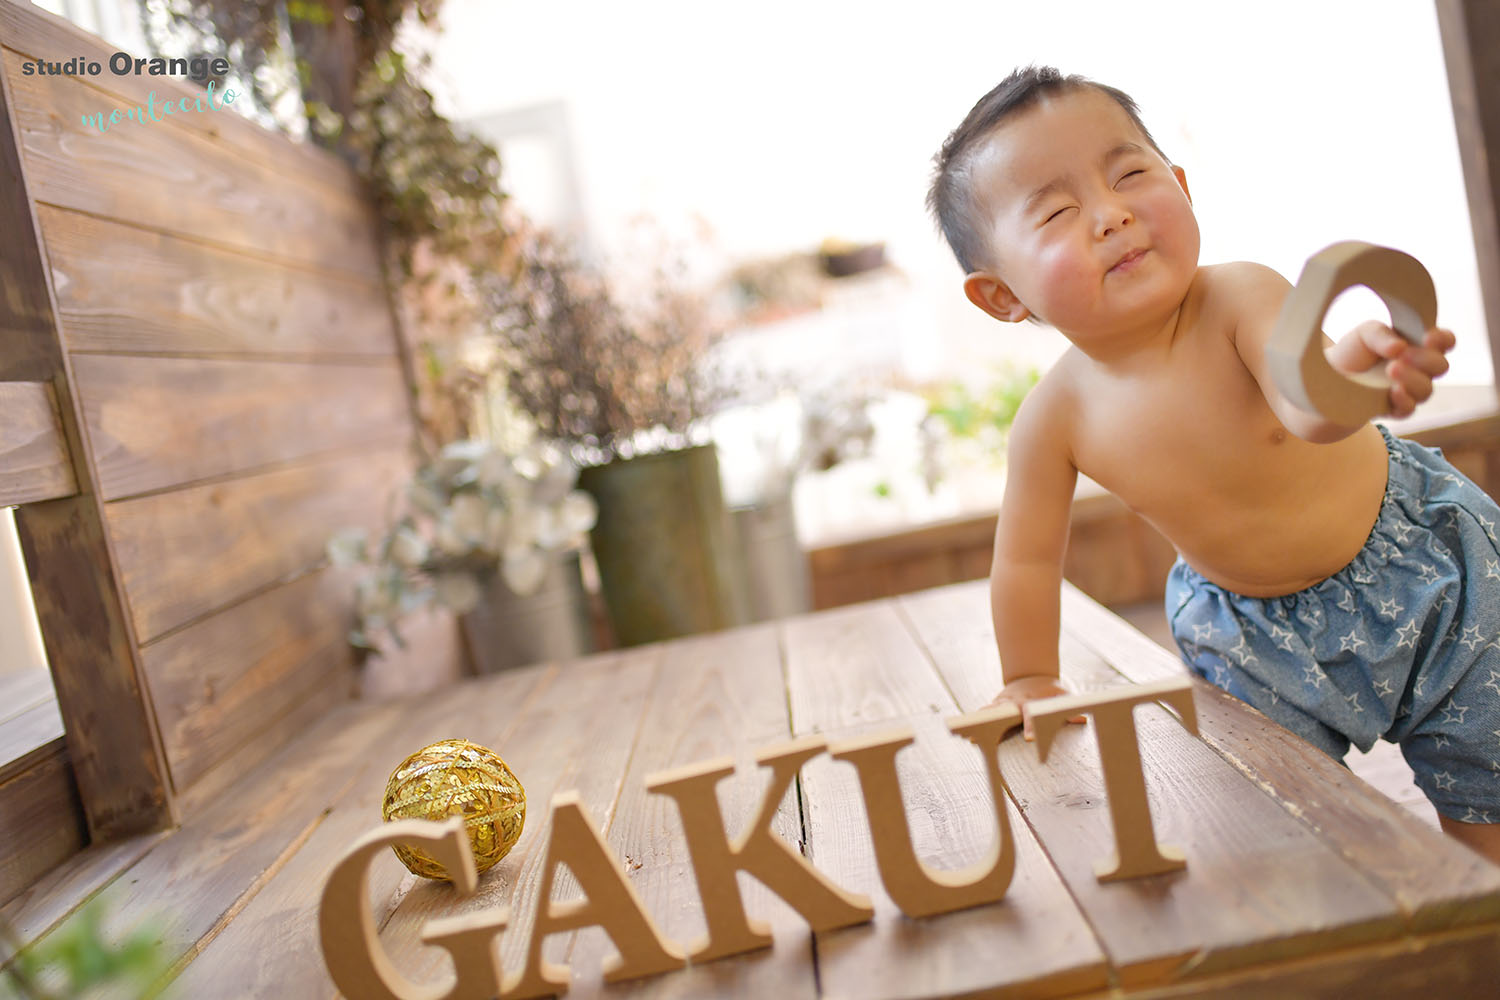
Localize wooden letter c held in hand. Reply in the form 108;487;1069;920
1265;241;1437;426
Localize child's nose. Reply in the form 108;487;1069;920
1094;199;1134;239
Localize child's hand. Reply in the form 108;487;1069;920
1328;321;1456;418
988;675;1087;742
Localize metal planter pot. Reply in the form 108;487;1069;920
578;443;749;646
461;552;594;672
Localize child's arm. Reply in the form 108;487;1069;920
1222;263;1454;442
988;376;1080;739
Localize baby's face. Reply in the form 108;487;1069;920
965;88;1200;343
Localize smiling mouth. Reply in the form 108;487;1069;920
1109;248;1147;273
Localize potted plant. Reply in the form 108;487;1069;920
486;230;749;646
329;438;598;672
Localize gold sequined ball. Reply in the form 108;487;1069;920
381;739;526;880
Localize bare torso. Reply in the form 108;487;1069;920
1060;264;1390;598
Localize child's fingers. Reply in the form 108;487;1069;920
1388;358;1434;404
1424;326;1456;354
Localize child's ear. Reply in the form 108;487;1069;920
964;272;1031;323
1172;165;1191;204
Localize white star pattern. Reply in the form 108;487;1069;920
1460;625;1486;652
1487;559;1500;582
1418;564;1442;584
1303;664;1324;690
1395;620;1421;650
1435;734;1451;750
1484;670;1500;696
1463;807;1493;823
1392;520;1417;544
1440;703;1470;726
1192;622;1215;642
1479;513;1496;536
1345;690;1364;714
1338;629;1367;655
1373;678;1395;698
1228;635;1258;667
1270;625;1296;651
1338;590;1358;613
1435;771;1458;791
1377;597;1404;619
1441;473;1464;488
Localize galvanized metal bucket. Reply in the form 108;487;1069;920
579;444;750;646
461;552;595;672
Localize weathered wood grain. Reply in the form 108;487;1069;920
901;582;1406;987
1056;581;1500;932
105;445;412;642
782;600;956;733
800;713;1111;999
39;206;397;359
783;599;1110;999
0;35;61;385
0;741;85;909
166;662;554;1000
376;647;663;989
0;828;164;945
0;46;383;281
73;354;411;501
13;496;174;838
1121;922;1500;1000
0;381;74;505
12;694;437;992
142;569;358;794
566;624;820;1000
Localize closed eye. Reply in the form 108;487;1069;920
1043;205;1074;224
1116;169;1145;185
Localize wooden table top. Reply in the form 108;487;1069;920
16;581;1500;999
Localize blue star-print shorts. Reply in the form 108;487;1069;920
1165;424;1500;823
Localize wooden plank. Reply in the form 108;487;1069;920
143;568;358;795
782;600;956;733
566;624;820;1000
14;496;174;838
0;0;362;198
0;741;86;909
0;24;61;385
1056;581;1500;933
39;206;397;359
781;601;1109;998
0;698;63;775
0;381;75;505
1436;0;1500;389
10;693;456;989
74;354;411;502
106;445;412;642
1121;922;1500;1000
165;663;554;1000
900;582;1407;988
374;647;662;990
801;713;1110;999
0;829;164;945
0;47;383;281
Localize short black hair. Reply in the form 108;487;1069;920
927;66;1167;274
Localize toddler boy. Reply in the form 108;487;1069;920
927;65;1500;863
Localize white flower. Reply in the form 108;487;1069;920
433;520;469;557
559;490;598;535
476;448;518;490
506;502;539;549
533;506;565;549
502;544;547;595
448;493;489;542
484;507;509;553
356;576;396;619
388;527;429;569
434;573;484;614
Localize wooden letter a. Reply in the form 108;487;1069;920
645;735;874;962
828;705;1019;918
502;791;685;999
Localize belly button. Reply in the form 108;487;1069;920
1271;428;1288;444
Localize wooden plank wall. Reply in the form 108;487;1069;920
0;0;463;847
